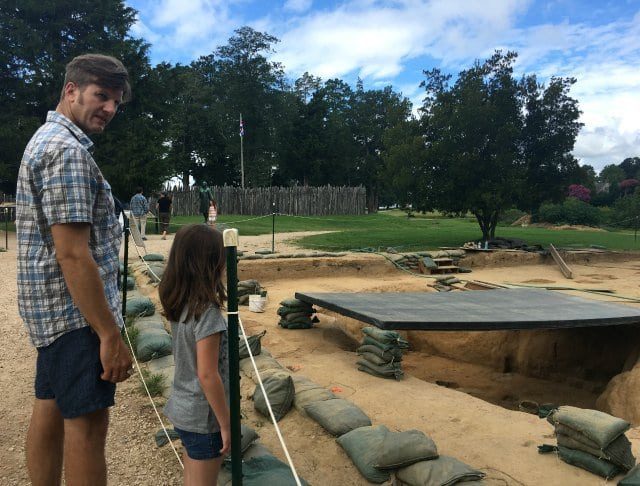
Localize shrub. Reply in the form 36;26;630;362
567;184;591;202
538;199;601;226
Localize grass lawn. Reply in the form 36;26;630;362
162;212;640;252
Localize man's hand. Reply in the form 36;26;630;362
99;331;133;383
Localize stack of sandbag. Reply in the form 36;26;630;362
277;298;319;329
540;406;636;480
238;279;263;305
356;326;408;380
134;314;172;362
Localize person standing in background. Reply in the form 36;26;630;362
16;53;133;486
156;191;173;240
198;182;214;223
129;186;148;240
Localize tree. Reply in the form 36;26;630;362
518;74;583;214
0;0;167;197
620;157;640;180
420;51;523;241
567;184;591;202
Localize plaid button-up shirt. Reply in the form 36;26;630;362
129;193;148;217
16;111;123;348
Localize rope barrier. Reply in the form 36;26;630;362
121;321;184;469
130;241;162;283
237;314;303;486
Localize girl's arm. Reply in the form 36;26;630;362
196;333;231;456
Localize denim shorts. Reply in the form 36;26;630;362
174;427;223;460
35;326;116;419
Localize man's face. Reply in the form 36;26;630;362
64;82;123;134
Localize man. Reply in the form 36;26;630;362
198;181;214;222
16;54;133;486
129;186;148;240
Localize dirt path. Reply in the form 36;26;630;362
2;230;640;485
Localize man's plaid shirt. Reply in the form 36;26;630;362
129;193;148;217
16;111;123;348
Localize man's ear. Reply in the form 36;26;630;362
62;82;79;101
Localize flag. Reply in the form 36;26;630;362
239;118;244;137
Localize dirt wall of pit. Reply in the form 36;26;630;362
239;251;640;422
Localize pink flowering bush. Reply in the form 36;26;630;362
567;184;591;202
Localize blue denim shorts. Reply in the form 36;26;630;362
175;427;223;460
35;326;116;419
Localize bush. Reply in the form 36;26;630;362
538;199;601;226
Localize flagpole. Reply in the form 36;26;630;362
240;113;245;189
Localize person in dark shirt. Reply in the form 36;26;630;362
156;192;173;240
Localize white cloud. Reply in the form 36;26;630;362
284;0;313;14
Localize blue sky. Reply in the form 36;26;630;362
126;0;640;172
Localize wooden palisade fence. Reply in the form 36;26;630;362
150;185;367;216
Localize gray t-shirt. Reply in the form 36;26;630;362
164;305;229;434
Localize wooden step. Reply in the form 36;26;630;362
433;257;454;264
429;265;459;274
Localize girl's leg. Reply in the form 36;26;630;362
183;454;224;486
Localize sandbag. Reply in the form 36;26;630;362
243;442;272;461
134;317;165;333
362;327;409;348
239;331;266;359
357;344;403;362
620;464;640;485
142;253;165;261
240;352;288;382
375;429;438;470
557;445;621;479
144;262;166;281
396;456;486;486
253;375;295;422
549;406;631;449
304;399;371;437
292;376;336;413
361;335;404;353
231;455;309;486
126;296;156;317
136;328;172;362
279;298;311;308
357;359;404;380
357;351;394;367
557;427;635;470
336;425;391;483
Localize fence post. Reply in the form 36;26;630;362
272;202;276;253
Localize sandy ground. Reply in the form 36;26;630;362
2;229;640;485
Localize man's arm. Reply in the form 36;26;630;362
51;222;132;383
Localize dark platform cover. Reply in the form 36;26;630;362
295;288;640;331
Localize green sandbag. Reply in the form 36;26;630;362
396;456;485;486
228;455;309;486
357;344;403;361
304;399;371;437
134;318;165;333
357;359;404;381
238;279;261;290
145;262;165;281
119;262;125;274
142;253;164;261
223;424;259;464
357;351;394;367
620;464;640;485
279;319;313;330
280;298;312;308
136;328;172;362
125;276;135;290
336;425;391;483
362;327;409;348
240;352;288;382
375;429;438;470
549;406;631;449
283;311;312;321
126;296;155;317
292;376;336;413
154;428;179;447
253;375;295;422
239;331;266;359
557;445;621;479
277;305;314;316
361;335;404;353
557;426;635;470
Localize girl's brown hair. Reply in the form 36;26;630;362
159;224;227;322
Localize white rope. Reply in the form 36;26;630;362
236;314;303;486
130;239;162;283
121;323;184;469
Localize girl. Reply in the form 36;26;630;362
159;224;230;485
207;200;218;228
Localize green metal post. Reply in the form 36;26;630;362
121;219;130;319
272;203;276;254
224;228;242;485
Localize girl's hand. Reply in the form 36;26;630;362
219;426;231;456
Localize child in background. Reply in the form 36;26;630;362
158;224;230;485
208;200;218;228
